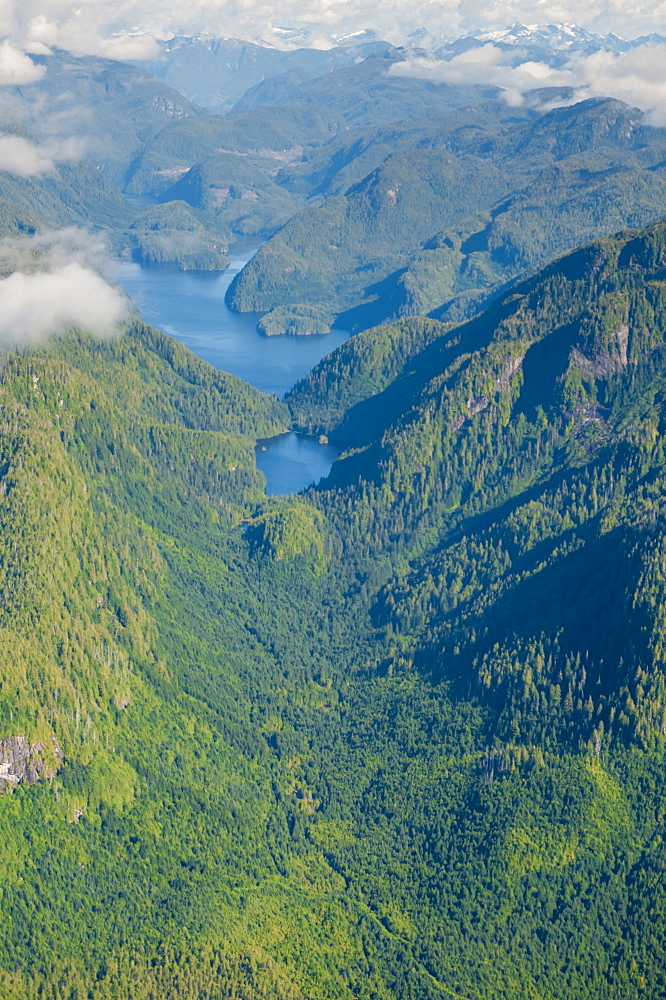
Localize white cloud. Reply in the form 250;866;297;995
96;33;161;60
0;263;127;346
0;227;114;270
390;44;575;107
578;46;666;124
390;42;666;121
0;229;128;346
0;1;666;61
0;134;83;176
0;134;52;174
0;40;43;83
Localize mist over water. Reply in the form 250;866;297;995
112;242;349;494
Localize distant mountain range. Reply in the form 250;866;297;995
455;21;666;52
132;22;666;112
6;26;666;283
138;34;391;110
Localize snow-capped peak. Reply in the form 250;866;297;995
332;29;379;44
473;22;604;49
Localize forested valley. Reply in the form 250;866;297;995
1;24;666;1000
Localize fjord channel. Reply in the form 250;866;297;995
113;241;349;495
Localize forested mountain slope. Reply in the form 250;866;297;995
5;50;204;188
0;146;135;233
291;219;666;750
231;98;666;331
3;220;666;998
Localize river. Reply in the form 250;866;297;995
112;242;349;495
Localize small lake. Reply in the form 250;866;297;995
111;242;348;495
256;433;339;497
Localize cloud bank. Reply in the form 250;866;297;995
390;43;666;123
0;1;666;61
0;229;129;347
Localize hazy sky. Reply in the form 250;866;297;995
0;0;664;58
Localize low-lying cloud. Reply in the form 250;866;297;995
0;264;128;346
0;40;43;83
0;229;129;347
389;42;666;123
0;134;83;176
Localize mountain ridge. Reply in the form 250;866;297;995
2;216;666;999
2;34;666;1000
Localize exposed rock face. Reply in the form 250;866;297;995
496;352;525;389
0;736;61;791
572;324;630;379
467;395;490;416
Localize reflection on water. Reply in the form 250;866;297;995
256;432;339;496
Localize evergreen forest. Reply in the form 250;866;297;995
1;24;666;1000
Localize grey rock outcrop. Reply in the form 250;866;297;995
0;736;61;791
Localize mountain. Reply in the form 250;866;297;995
137;35;391;110
126;201;233;268
460;23;600;54
4;220;666;997
4;50;204;189
12;50;345;200
158;151;302;237
465;22;605;50
289;219;666;757
447;22;666;55
0;53;348;260
122;105;344;236
229;97;666;332
0;152;135;234
233;46;482;117
0;128;236;271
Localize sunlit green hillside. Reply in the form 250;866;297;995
231;98;666;331
2;221;666;997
